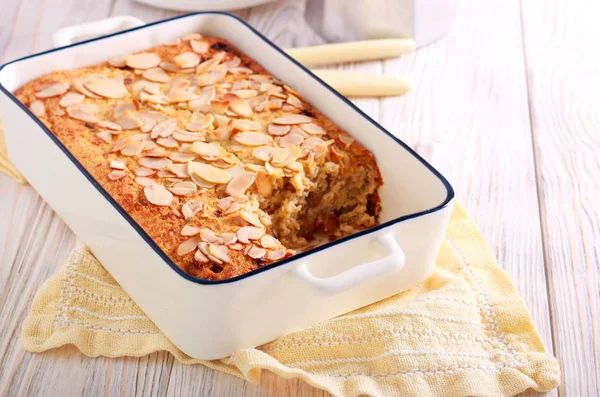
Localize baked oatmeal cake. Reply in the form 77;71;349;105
16;33;382;280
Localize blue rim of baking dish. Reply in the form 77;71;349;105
0;12;454;285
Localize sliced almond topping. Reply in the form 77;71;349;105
155;137;178;149
272;114;313;125
159;62;182;73
198;242;222;264
190;141;220;160
265;162;284;177
35;82;68;98
139;157;172;169
199;228;219;243
98;120;123;131
229;243;243;250
338;134;355;146
189;86;216;110
113;102;136;118
286;94;303;108
157;169;176;178
197;69;227;86
110;137;133;153
218;197;234;211
186;112;213;131
254;171;272;197
225;165;244;179
188;162;231;184
135;167;155;177
165;88;198;103
120;140;144;156
224;201;243;214
85;76;128;99
59;92;85;107
110;160;126;169
116;110;143;129
232;119;261;131
232;89;258;99
126;53;161;69
181;225;200;236
289;126;309;138
190;39;209;54
152;118;178;138
229;67;253;75
272;145;301;167
260;235;276;248
286;162;303;173
224;56;241;68
73;79;101;98
168;181;197;196
177;236;201;256
209;99;229;115
190;173;216;188
144;184;173;206
208;244;230;263
279;134;304;147
142;67;169;83
172;130;206;142
29;100;45;117
252;146;288;164
66;105;99;123
51;106;65;116
267;124;290;136
248;246;266;259
240;210;263;227
135;176;156;186
302;136;326;149
223;93;252;117
167;163;190;178
196;56;221;74
181;200;203;219
267;249;286;261
194;249;210;263
174;52;200;68
169;151;196;163
108;55;127;68
96;131;113;143
225;172;255;197
108;170;126;180
300;123;326;136
219;233;237;245
234;132;272;146
237;226;265;244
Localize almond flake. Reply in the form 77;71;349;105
229;67;253;75
188;162;231;184
208;244;230;263
96;131;113;143
172;130;206;142
174;52;200;68
237;226;265;243
209;99;229;115
190;40;209;54
126;53;161;69
190;141;220;160
98;120;123;131
186;113;213;131
229;243;243;250
168;181;197;196
272;114;313;125
232;89;258;99
155;137;178;150
135;176;155;186
168;163;190;178
286;162;303;173
234;132;271;146
158;169;176;178
35;82;68;98
252;146;288;163
286;94;303;108
218;197;234;210
199;228;219;243
152;118;178;138
177;236;201;256
265;162;284;176
169;152;196;162
67;105;99;123
141;67;168;83
59;92;85;107
225;172;255;197
194;249;210;263
120;140;144;156
116;110;143;129
232;119;261;131
218;233;237;245
110;160;126;169
225;165;245;178
73;79;101;98
272;145;301;167
181;200;203;219
248;246;266;259
108;55;127;68
189;86;216;110
224;93;252;117
113;102;136;118
240;210;263;227
181;226;200;236
190;173;216;188
267;124;290;136
224;202;243;214
260;235;276;248
197;69;227;86
165;88;198;103
198;242;222;264
110;137;133;153
254;171;272;197
196;55;223;74
279;134;303;147
224;56;241;68
108;170;126;180
338;134;355;146
300;123;326;135
85;76;128;99
267;249;286;261
139;157;172;169
144;147;169;157
29;100;45;117
144;184;173;206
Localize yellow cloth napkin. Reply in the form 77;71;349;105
2;122;560;397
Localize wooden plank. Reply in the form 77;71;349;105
520;0;600;395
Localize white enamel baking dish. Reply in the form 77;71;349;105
0;13;454;360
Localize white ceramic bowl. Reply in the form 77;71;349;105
0;13;454;360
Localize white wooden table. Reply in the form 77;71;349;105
0;0;598;396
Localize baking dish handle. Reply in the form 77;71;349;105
52;16;145;48
293;232;405;296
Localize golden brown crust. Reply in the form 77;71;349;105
16;36;382;280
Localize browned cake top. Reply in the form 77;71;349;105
16;33;382;280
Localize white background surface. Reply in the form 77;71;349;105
0;0;598;396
